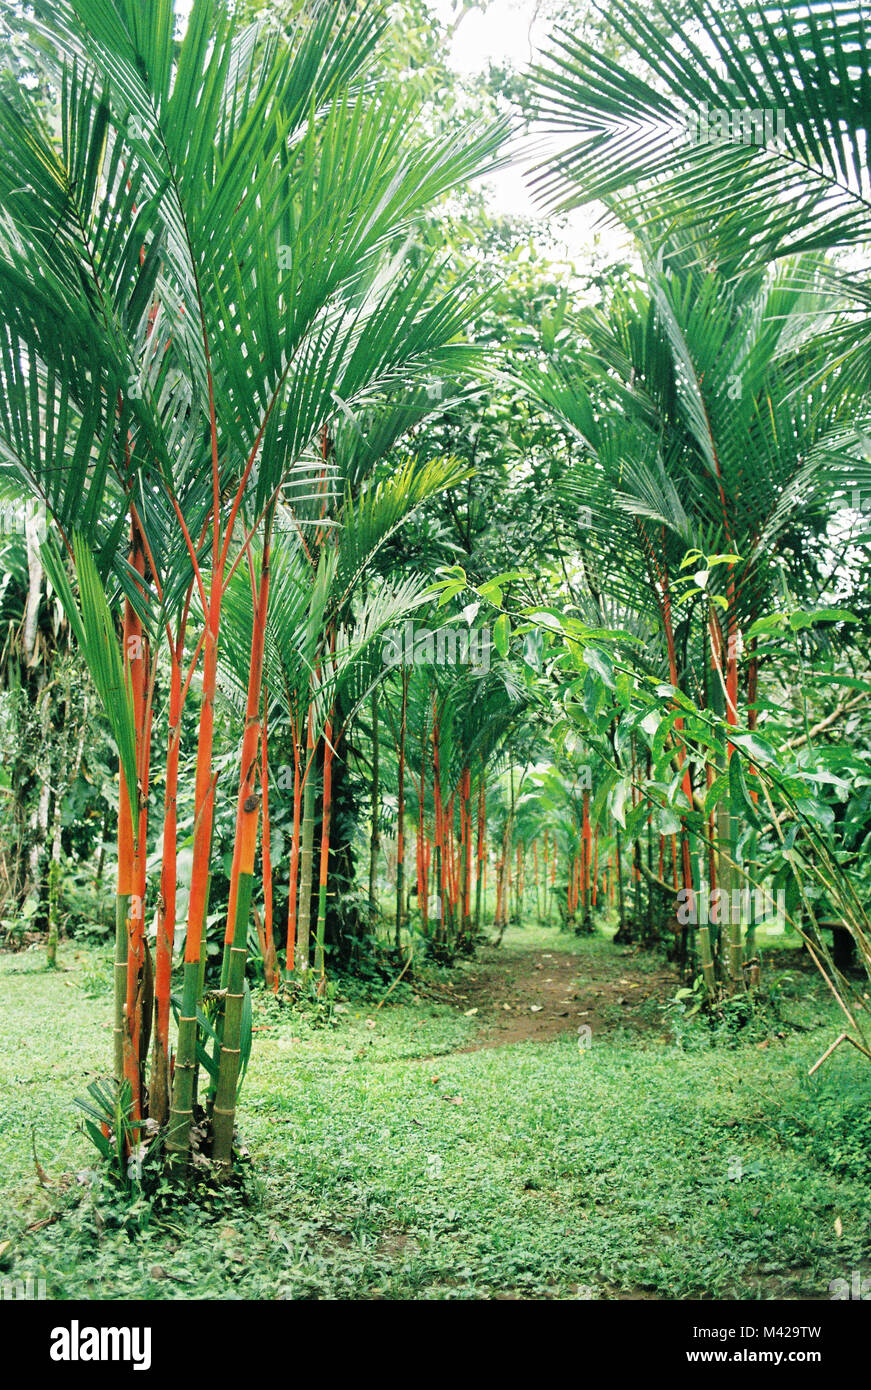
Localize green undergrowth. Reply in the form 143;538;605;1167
1;938;869;1300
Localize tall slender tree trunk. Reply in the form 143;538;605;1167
46;676;85;968
431;694;444;941
295;701;317;975
150;618;184;1126
395;668;408;951
314;641;336;984
212;533;271;1171
261;694;276;990
614;830;626;939
417;725;428;935
285;708;302;974
166;554;224;1169
581;788;591;925
592;826;599;910
460;767;471;938
368;691;380;919
474;772;485;934
117;528;148;1124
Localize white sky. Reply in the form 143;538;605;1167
435;0;547;73
429;0;628;271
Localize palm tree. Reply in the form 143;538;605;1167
0;0;507;1173
519;227;861;988
525;0;871;991
529;0;871;410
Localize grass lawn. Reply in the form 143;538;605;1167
1;933;869;1300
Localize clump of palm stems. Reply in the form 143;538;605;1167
0;0;507;1176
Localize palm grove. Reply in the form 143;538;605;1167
0;0;869;1183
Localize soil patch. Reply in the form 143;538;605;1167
422;942;676;1052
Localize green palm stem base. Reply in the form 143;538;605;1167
211;870;254;1171
314;879;327;980
296;767;316;974
395;854;405;953
614;830;626;937
165;959;202;1172
46;857;61;968
692;846;717;1001
314;711;334;984
726;799;745;992
193;872;212;1113
434;843;443;943
165;871;211;1166
149;1029;171;1133
113;891;130;1084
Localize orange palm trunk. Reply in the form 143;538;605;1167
224;545;271;960
151;610;186;1125
475;774;486;927
582;788;592;914
592;826;599;908
417;729;428;934
285;709;302;973
122;534;149;1122
184;577;223;979
314;702;335;981
431;697;445;933
261;693;276;990
461;768;472;928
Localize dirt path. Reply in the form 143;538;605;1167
422;942;676;1051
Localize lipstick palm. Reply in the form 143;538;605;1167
530;0;871;415
218;490;452;982
521;236;860;986
0;0;507;1172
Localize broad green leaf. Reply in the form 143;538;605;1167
493;613;511;657
730;732;777;767
582;645;615;688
